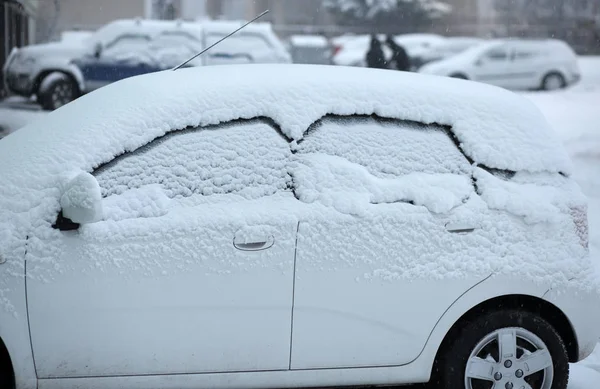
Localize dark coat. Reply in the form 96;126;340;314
365;38;387;69
387;39;411;71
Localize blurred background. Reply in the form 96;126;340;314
3;0;600;63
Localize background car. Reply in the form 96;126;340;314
2;18;291;110
287;34;333;64
0;64;597;389
411;36;485;69
419;38;581;91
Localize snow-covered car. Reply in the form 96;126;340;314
332;33;445;67
411;36;485;69
419;39;581;91
70;27;255;96
0;64;598;389
287;34;333;64
2;18;291;110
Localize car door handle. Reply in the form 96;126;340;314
445;222;476;234
233;235;275;251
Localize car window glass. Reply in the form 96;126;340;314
485;48;508;61
94;119;291;200
103;34;152;58
296;116;471;177
205;33;273;60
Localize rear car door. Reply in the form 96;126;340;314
26;119;298;378
289;116;486;369
472;44;512;88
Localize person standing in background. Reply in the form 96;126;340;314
366;35;387;69
386;35;411;71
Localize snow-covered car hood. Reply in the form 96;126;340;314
17;41;87;59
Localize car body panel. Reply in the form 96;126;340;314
419;39;581;90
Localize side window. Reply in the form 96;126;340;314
485;47;508;61
292;116;473;212
296;116;471;177
205;33;273;60
94;119;291;200
103;34;152;58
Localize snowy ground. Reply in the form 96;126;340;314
1;59;599;387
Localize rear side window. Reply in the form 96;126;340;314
94;119;291;199
296;116;471;177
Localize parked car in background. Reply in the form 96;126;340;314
332;33;444;67
2;18;291;110
0;64;597;389
287;34;332;64
70;25;256;98
419;39;581;91
411;37;485;69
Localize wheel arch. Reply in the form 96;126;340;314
541;70;567;88
33;69;80;97
449;72;469;80
433;294;578;369
0;336;15;389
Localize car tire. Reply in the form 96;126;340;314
432;309;568;389
541;72;566;91
450;73;469;80
39;74;78;111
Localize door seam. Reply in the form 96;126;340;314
288;221;300;370
23;236;39;380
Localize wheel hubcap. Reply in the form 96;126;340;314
545;76;563;90
51;82;74;108
464;327;554;389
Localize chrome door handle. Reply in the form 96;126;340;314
233;235;274;251
445;222;476;234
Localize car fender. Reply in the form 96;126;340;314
66;63;86;94
408;274;549;381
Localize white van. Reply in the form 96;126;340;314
419;39;581;91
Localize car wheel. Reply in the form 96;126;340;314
39;74;77;111
450;73;469;80
542;73;566;91
433;310;568;389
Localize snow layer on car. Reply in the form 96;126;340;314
0;64;589;312
292;153;473;214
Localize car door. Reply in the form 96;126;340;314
26;119;298;378
509;43;544;90
471;44;512;88
77;33;159;91
289;116;487;369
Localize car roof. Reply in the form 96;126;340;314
1;64;570;176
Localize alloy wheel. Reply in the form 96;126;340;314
465;327;554;389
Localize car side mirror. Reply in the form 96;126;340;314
60;172;103;225
93;42;103;58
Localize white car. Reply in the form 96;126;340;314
412;36;485;68
0;64;598;389
419;39;581;91
2;19;291;110
332;33;445;67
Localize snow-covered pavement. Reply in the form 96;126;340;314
1;59;599;387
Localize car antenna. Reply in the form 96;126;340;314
172;9;269;71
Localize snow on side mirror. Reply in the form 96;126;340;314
60;172;104;225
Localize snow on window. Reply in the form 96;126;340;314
292;153;473;215
94;119;291;200
295;116;471;177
